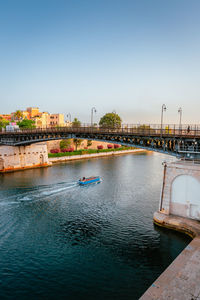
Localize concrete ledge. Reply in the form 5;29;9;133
153;211;200;238
140;212;200;299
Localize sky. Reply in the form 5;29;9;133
0;0;200;124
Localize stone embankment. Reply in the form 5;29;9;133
49;149;147;164
140;211;200;300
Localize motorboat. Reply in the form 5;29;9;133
78;176;101;185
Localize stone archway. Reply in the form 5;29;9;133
171;175;200;220
0;158;4;171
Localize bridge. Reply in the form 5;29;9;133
1;123;200;299
1;124;200;159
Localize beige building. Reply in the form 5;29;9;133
48;114;65;127
33;112;49;128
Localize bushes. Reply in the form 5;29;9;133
107;144;113;149
97;145;103;150
114;144;120;149
49;145;134;158
50;149;60;153
66;147;74;152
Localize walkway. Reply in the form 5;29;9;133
141;212;200;300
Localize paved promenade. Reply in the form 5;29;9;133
141;212;200;300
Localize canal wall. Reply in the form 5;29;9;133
0;143;50;172
141;160;200;299
49;149;147;164
141;212;200;300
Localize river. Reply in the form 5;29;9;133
0;152;191;300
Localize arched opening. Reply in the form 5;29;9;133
39;154;44;165
0;158;4;170
171;175;200;220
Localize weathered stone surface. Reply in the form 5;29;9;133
160;161;200;221
0;143;50;172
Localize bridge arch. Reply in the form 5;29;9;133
170;174;200;220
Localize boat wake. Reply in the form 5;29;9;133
0;181;78;205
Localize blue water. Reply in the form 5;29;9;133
0;153;191;299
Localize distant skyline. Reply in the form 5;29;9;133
1;0;200;124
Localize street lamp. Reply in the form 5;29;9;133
91;107;97;126
67;113;71;122
178;107;182;131
161;104;166;138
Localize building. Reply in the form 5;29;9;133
33;112;49;128
48;114;65;127
0;114;11;121
26;107;40;118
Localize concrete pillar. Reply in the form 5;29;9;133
159;160;200;220
0;142;51;172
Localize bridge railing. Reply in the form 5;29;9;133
1;124;200;137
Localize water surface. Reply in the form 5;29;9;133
0;153;191;299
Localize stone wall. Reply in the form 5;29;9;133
0;143;50;172
46;139;119;152
160;160;200;220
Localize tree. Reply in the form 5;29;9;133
72;117;81;127
17;119;36;129
73;138;82;150
99;113;122;129
14;110;23;121
60;139;71;150
87;140;92;147
0;118;9;130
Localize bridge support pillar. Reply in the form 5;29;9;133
0;143;51;173
159;160;200;220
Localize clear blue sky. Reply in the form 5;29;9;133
0;0;200;124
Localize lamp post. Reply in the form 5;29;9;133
67;113;71;122
178;107;182;131
161;104;166;138
91;107;97;126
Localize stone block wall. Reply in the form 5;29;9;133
0;143;50;172
160;160;200;220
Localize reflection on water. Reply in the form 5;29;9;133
0;153;191;300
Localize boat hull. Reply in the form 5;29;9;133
78;177;101;185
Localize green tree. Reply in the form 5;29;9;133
87;140;92;147
73;138;82;150
14;110;23;120
17;119;36;129
99;113;122;129
0;118;9;130
72;117;81;127
60;139;71;150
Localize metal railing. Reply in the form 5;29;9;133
1;124;200;138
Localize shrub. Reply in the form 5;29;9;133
60;139;71;150
66;147;74;152
107;144;113;149
84;147;88;149
61;148;68;153
50;149;60;153
114;144;120;149
97;145;103;150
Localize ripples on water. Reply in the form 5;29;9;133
0;153;191;299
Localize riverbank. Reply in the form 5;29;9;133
141;211;200;299
49;149;148;164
